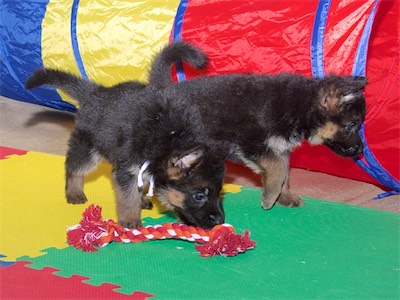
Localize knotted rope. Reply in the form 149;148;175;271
67;204;256;257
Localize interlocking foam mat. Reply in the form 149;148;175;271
1;146;399;299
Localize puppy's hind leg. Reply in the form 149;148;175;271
65;129;101;204
113;167;143;229
276;171;305;208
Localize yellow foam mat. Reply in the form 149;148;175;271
0;149;239;261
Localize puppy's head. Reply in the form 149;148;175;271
309;75;367;157
154;146;226;229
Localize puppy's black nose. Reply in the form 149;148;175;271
209;214;224;226
348;144;363;156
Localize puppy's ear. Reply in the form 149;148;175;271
320;92;340;112
174;148;204;169
340;76;368;101
167;147;204;180
348;76;368;91
320;76;367;110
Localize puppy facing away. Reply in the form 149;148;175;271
149;41;368;210
26;69;226;229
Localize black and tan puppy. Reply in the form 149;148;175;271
26;68;226;229
149;41;367;210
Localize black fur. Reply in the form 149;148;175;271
26;68;226;229
149;41;367;210
149;42;208;88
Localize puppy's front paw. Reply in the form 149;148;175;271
277;192;305;208
66;193;88;204
261;194;278;210
261;201;275;210
119;219;143;229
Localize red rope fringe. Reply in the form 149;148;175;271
67;204;256;257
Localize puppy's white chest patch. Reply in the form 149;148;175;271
265;135;301;154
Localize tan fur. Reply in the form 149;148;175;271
309;121;339;145
167;164;184;180
158;188;185;209
65;151;102;204
258;155;288;209
258;155;304;209
319;86;341;113
167;149;204;180
259;155;288;182
233;149;262;174
167;189;186;208
266;135;302;154
65;174;87;204
113;177;143;228
76;151;102;175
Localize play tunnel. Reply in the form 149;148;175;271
1;0;398;195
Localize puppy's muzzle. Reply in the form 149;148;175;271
178;208;225;229
209;214;225;227
346;143;363;156
327;140;364;157
197;211;225;229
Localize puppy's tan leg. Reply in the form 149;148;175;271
276;173;305;207
65;131;101;204
258;154;287;210
66;173;87;204
113;168;143;229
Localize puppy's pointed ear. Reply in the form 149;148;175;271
174;147;204;169
167;147;205;180
349;76;368;91
320;76;368;110
340;76;368;102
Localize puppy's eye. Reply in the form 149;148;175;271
192;193;208;202
345;122;357;132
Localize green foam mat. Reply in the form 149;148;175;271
19;187;400;299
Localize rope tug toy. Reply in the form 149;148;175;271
67;204;256;257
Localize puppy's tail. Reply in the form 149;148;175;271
149;41;208;87
25;68;99;103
